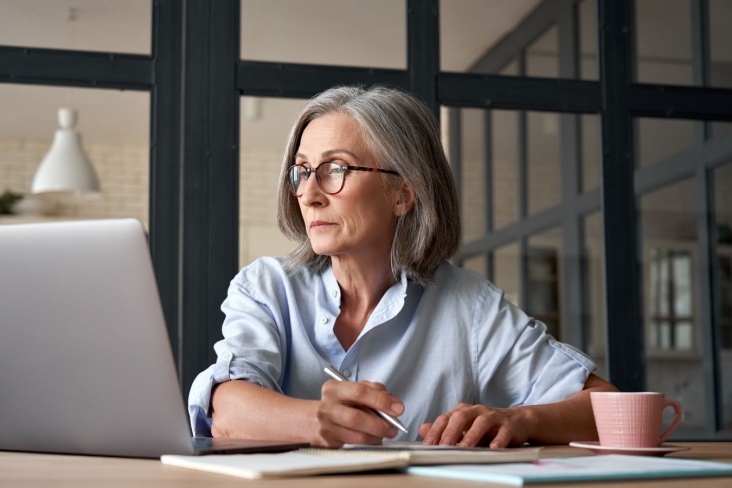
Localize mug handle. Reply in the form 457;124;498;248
659;399;683;444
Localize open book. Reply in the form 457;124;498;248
160;443;541;479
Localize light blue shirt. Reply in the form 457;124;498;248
188;257;596;439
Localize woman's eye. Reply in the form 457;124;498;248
327;162;347;174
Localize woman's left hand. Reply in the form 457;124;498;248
418;403;533;448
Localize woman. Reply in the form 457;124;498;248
188;85;617;448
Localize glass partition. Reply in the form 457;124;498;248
581;114;601;192
493;242;521;307
241;0;405;68
459;108;488;243
584;211;607;377
527;227;563;339
492;110;520;229
709;0;732;89
0;0;151;54
528;111;561;215
714;162;732;431
463;254;488;280
238;96;303;267
635;0;693;86
0;83;149;226
526;25;558;78
579;0;598;81
440;0;541;73
636;118;695;168
640;177;705;433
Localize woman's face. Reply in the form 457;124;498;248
294;112;403;264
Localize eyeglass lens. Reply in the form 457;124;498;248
288;162;345;196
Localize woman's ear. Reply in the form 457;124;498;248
394;182;415;217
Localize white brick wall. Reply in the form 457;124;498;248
0;136;296;267
0;136;149;226
238;148;295;266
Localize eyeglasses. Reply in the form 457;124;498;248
287;161;400;196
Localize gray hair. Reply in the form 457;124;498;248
276;85;460;285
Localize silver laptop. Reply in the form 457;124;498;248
0;219;305;458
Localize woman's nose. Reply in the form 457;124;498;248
298;175;326;205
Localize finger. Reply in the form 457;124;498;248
322;380;404;417
316;420;388;447
421;401;475;445
457;414;495;447
318;399;398;440
421;413;451;445
418;423;433;440
489;424;513;449
361;381;387;391
438;408;474;446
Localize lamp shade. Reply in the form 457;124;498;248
32;107;101;194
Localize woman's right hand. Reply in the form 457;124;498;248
314;380;404;447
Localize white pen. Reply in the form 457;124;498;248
323;365;409;434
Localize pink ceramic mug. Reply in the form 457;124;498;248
590;392;683;448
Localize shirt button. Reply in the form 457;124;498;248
221;352;232;360
321;317;329;324
332;290;338;298
342;369;351;378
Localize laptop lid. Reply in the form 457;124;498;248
0;219;305;458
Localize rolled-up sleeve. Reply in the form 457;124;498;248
187;262;288;436
479;295;596;408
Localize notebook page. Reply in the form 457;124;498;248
161;449;410;479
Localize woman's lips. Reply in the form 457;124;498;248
310;220;334;229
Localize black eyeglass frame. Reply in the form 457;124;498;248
287;162;401;196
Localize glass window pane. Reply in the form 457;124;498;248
635;0;693;86
492;110;519;229
659;321;671;350
711;122;732;142
636;118;696;168
581;114;601;192
584;211;607;377
640;177;705;433
714;162;732;431
527;227;562;339
0;84;149;226
709;0;732;89
493;242;521;307
0;1;151;54
526;25;559;78
238;97;302;267
673;253;692;316
528;111;561;214
579;0;598;81
499;59;519;76
440;0;541;73
460;109;488;242
241;0;405;68
675;321;693;351
463;254;488;280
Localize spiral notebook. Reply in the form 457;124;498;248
160;445;541;479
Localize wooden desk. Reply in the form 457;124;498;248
1;443;730;488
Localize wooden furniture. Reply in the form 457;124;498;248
1;443;730;487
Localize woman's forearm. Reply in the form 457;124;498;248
521;373;618;445
210;380;320;443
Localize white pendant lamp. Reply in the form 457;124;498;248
32;107;101;194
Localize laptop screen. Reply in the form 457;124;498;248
0;219;195;458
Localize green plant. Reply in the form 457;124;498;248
0;189;23;215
